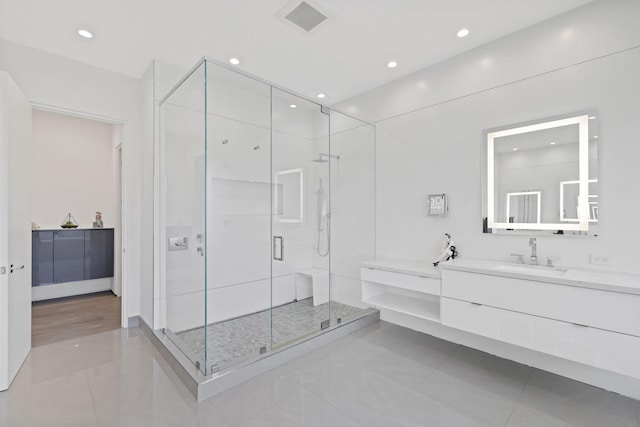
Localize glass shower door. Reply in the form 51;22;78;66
271;88;331;348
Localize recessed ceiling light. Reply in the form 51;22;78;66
457;28;470;38
77;29;93;39
289;104;297;109
589;116;596;120
229;57;240;65
317;93;326;99
512;148;519;151
387;61;398;69
594;135;599;139
550;141;557;145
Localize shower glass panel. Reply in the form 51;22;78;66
201;64;272;373
159;63;207;374
271;88;330;348
157;58;376;378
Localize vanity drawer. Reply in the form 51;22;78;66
361;267;440;295
441;297;640;379
441;269;640;337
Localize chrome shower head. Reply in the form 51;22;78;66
312;153;339;163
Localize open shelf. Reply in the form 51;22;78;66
363;291;440;322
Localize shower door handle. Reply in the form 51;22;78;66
273;236;284;261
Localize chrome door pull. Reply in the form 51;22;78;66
273;236;284;261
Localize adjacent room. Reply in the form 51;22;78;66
30;110;122;347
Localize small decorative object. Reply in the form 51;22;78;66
93;211;104;228
60;213;79;229
31;222;40;230
433;233;458;267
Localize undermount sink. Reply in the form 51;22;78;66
496;263;568;276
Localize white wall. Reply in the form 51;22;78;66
31;110;117;229
0;39;145;322
335;0;640;274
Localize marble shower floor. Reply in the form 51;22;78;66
176;298;365;369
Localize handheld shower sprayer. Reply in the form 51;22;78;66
316;178;329;257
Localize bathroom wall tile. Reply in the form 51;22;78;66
517;369;640;427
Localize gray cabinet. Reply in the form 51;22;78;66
32;229;115;286
53;230;85;283
84;229;114;280
32;231;54;286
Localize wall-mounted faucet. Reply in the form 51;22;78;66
529;237;538;265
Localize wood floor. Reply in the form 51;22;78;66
32;291;121;347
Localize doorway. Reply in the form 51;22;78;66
29;109;124;347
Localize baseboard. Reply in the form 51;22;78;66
32;278;113;301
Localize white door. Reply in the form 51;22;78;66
0;71;32;391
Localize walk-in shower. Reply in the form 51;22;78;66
155;58;376;397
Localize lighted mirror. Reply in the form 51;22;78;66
275;168;304;223
484;112;598;235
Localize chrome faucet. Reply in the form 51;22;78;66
529;237;538;265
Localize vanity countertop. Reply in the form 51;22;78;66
361;258;441;279
440;258;640;296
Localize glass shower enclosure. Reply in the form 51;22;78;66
157;58;375;376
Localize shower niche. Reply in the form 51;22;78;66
156;58;376;391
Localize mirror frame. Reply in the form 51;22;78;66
274;168;304;223
486;114;590;231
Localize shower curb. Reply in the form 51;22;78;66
136;309;380;401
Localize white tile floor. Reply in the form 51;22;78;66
1;321;639;427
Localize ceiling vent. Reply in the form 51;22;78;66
276;0;332;35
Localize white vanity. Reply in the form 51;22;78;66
361;259;441;322
361;258;640;399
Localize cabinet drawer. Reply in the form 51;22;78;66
442;297;640;379
441;269;640;337
361;268;440;295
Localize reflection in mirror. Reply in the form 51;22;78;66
274;168;304;223
484;112;598;235
560;179;598;223
506;191;540;224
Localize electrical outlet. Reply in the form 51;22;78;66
590;254;612;266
